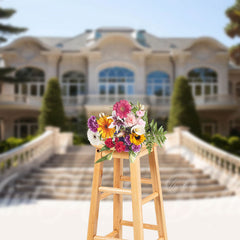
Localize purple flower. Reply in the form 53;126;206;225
132;144;141;153
125;135;131;146
88;116;98;132
124;145;130;152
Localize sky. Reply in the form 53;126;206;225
0;0;239;47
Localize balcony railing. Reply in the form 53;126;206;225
195;94;238;107
0;94;238;108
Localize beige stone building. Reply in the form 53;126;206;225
0;27;239;139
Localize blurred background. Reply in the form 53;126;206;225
0;1;239;240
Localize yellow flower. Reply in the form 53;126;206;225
97;116;115;139
130;133;146;146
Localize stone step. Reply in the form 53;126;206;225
0;189;234;201
11;182;226;196
42;162;194;168
16;177;218;187
26;171;211;181
34;167;203;175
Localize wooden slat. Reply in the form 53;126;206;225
99;186;131;195
120;176;152;184
149;146;168;240
87;150;104;240
142;192;159;205
94;236;126;240
130;157;144;240
105;230;118;237
113;158;123;238
121;220;160;231
100;192;112;200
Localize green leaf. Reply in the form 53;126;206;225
99;145;110;152
129;151;138;163
95;152;113;164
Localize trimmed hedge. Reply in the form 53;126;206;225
0;135;36;154
38;78;65;133
208;134;240;156
168;76;201;136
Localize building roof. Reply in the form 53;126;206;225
35;29;198;52
1;27;227;53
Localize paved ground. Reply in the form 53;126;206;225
0;196;240;240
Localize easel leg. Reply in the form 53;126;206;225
149;146;168;240
113;158;123;238
130;157;144;240
87;150;104;240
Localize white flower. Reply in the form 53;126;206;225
87;129;103;146
131;124;145;135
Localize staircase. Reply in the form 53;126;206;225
0;145;234;201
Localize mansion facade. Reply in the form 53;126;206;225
0;27;240;139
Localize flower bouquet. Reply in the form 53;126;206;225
87;100;166;163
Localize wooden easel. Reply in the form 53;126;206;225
87;145;168;240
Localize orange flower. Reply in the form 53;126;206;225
97;116;115;139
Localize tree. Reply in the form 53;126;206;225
0;7;27;82
38;78;65;133
168;76;201;136
225;0;240;65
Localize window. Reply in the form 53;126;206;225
229;118;240;136
14;118;38;138
147;71;171;96
62;71;86;96
15;67;45;96
188;68;218;96
236;82;240;97
202;122;217;136
99;67;134;95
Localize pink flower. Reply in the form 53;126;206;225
113;100;131;119
125;113;137;127
136;110;145;117
137;118;146;127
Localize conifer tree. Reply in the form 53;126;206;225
225;0;240;65
0;7;27;82
168;76;201;136
38;78;65;133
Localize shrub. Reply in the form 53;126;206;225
211;134;228;151
0;135;36;153
228;136;240;154
38;78;65;133
168;76;201;136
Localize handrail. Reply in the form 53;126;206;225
0;127;73;186
0;130;54;178
180;130;240;175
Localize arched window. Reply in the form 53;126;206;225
99;67;134;95
188;68;218;96
15;67;45;96
236;82;240;97
14;117;38;138
61;71;86;96
146;71;171;96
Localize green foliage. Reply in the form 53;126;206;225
0;7;27;82
211;134;228;150
203;134;240;156
228;136;240;154
0;135;36;154
168;76;201;136
145;119;167;154
38;78;65;133
225;0;240;64
65;110;89;145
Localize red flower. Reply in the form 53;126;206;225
115;141;125;153
105;138;115;148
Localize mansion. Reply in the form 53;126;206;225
0;27;240;139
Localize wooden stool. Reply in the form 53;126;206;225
87;145;168;240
